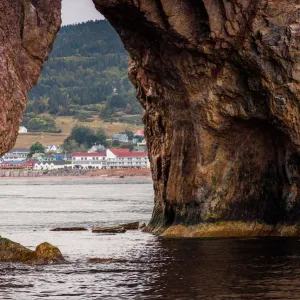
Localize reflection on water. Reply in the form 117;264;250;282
1;178;300;299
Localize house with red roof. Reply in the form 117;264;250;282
134;129;144;136
106;148;149;169
71;149;150;169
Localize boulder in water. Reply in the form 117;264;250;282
50;227;88;232
119;222;139;230
88;258;127;263
0;237;65;265
92;226;126;234
139;223;146;230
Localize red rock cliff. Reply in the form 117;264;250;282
2;0;300;237
94;0;300;236
0;0;61;155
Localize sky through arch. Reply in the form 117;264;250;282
62;0;104;25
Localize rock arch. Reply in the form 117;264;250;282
1;0;300;237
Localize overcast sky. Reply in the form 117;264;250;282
62;0;104;25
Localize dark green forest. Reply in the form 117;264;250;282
27;20;141;119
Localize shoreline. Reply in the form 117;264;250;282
0;168;152;180
148;222;300;238
0;176;153;185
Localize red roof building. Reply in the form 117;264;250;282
134;129;145;136
108;148;148;157
72;152;106;158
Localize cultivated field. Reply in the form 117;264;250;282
15;116;142;148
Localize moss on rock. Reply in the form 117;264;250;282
0;237;65;264
158;222;300;238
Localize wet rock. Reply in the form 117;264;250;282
92;226;126;234
139;223;146;230
50;227;88;232
88;258;127;263
0;238;65;265
119;222;139;230
30;242;65;265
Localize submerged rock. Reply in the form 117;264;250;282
139;223;146;230
119;222;139;230
0;238;65;265
88;258;127;263
92;226;126;234
50;227;88;232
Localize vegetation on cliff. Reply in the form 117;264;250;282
27;20;141;119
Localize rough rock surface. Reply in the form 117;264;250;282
0;0;61;156
94;0;300;236
0;237;65;264
1;1;300;237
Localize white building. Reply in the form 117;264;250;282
1;148;30;162
71;149;150;169
18;126;28;134
72;152;107;169
106;148;149;169
33;161;71;171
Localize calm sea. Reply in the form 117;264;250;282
1;177;300;299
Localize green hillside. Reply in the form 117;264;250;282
27;20;141;120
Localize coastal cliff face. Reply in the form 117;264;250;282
95;0;300;236
1;0;300;237
0;0;61;155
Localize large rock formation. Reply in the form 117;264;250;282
94;0;300;236
0;0;61;155
1;1;300;237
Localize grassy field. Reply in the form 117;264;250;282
15;115;143;148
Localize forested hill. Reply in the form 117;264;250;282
27;20;141;118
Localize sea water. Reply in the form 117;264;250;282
1;178;300;299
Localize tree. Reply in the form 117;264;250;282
29;142;45;157
27;20;143;120
64;125;108;149
21;113;59;133
95;128;108;147
125;129;134;140
62;139;85;152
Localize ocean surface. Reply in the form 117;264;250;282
1;178;300;299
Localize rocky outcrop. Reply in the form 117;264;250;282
0;0;61;156
0;237;65;264
1;1;300;237
94;0;300;236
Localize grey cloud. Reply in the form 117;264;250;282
62;0;104;25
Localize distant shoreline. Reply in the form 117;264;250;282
0;175;153;185
0;168;152;179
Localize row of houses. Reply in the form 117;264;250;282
72;148;149;169
0;148;70;162
0;148;150;170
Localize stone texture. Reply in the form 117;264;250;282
1;0;300;237
94;0;300;236
0;0;61;156
0;237;65;264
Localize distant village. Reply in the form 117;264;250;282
1;129;150;171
